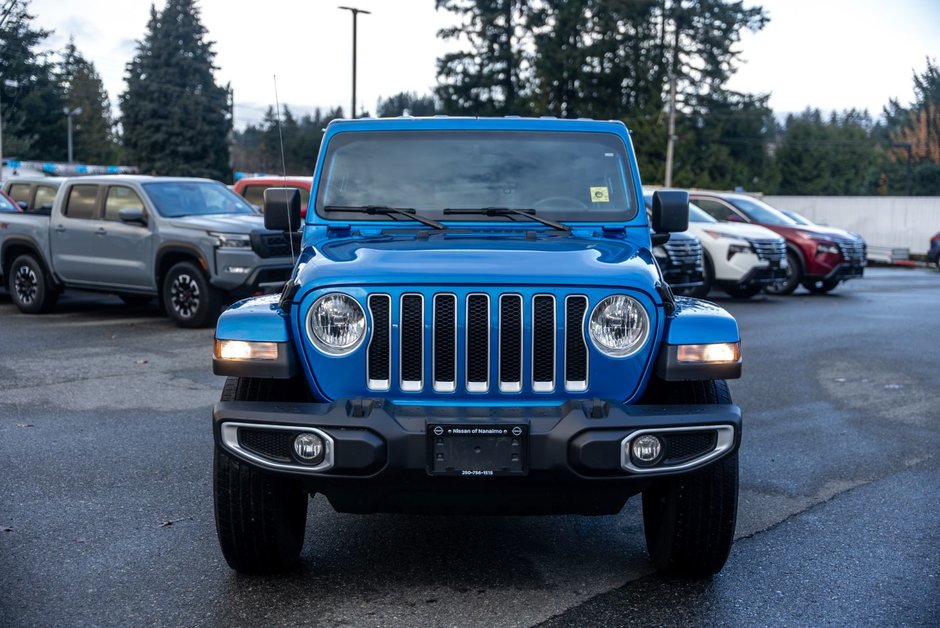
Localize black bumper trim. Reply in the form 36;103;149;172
212;398;742;481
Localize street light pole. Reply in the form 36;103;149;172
64;106;82;163
338;6;370;119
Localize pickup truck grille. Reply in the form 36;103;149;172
251;231;295;258
749;238;786;262
365;292;590;394
833;237;866;264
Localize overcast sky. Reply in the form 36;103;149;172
27;0;940;127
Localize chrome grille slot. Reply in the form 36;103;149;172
433;294;457;392
750;238;786;262
834;237;866;263
466;294;490;392
499;294;523;393
565;296;588;392
532;295;556;392
400;294;424;391
664;239;703;271
367;295;391;390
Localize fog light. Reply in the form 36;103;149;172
631;434;662;465
293;433;325;463
223;266;251;274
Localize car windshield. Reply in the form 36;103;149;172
0;193;16;212
316;130;637;222
689;203;716;223
783;210;813;225
728;196;797;226
144;181;256;218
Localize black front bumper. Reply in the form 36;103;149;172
213;399;742;514
717;263;787;289
823;262;865;281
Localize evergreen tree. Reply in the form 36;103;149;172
376;92;438;117
231;106;343;175
0;0;67;161
120;0;231;180
58;39;120;164
881;58;940;194
435;0;532;115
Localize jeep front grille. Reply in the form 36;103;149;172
366;292;591;394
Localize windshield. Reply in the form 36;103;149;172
0;193;17;212
783;210;813;225
144;181;256;218
728;196;797;226
316;130;637;222
689;203;716;223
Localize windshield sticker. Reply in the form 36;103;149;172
590;186;610;203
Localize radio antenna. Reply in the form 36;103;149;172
273;74;296;264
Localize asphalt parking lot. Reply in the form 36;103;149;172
1;267;938;627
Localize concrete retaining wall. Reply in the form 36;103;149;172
763;196;939;255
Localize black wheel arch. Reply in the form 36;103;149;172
155;243;210;298
1;237;60;287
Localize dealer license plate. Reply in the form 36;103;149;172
427;424;527;476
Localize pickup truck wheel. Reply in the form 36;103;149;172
214;377;309;573
641;379;738;577
764;250;801;296
9;254;59;314
163;261;221;328
801;277;840;294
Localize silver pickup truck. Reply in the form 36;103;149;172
0;175;294;327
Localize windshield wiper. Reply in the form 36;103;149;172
323;205;445;230
442;207;570;232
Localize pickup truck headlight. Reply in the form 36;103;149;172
307;293;366;355
589;295;650;357
210;232;251;248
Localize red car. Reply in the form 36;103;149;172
0;189;22;212
690;192;866;294
233;176;311;218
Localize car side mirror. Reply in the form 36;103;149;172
651;190;689;233
263;187;302;232
118;206;148;226
16;201;28;210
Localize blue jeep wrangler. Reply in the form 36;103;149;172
211;117;743;576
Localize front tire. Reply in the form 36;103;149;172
764;250;801;296
162;261;221;328
723;284;762;299
214;377;309;573
641;379;738;577
8;254;59;314
801;277;840;294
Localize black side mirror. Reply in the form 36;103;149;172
16;201;28;210
651;190;689;233
118;206;148;226
263;187;301;232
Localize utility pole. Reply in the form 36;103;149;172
664;73;677;188
64;106;82;163
338;6;371;119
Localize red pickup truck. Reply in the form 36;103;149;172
233;176;311;218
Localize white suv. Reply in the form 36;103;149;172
685;202;787;298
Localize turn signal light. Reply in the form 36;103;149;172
215;339;279;361
676;342;740;364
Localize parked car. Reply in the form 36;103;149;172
690;192;866;294
929;231;940;268
645;192;786;298
651;229;705;294
211;117;744;577
0;176;294;326
0;190;20;212
778;209;814;226
233;176;311;218
3;176;65;213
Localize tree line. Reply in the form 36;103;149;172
1;0;937;194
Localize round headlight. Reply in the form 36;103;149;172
307;293;366;355
589;295;650;357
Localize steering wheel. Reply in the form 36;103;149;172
533;196;589;210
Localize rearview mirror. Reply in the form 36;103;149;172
263;187;301;232
651;190;689;233
118;206;148;226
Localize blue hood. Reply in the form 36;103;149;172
292;230;662;298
